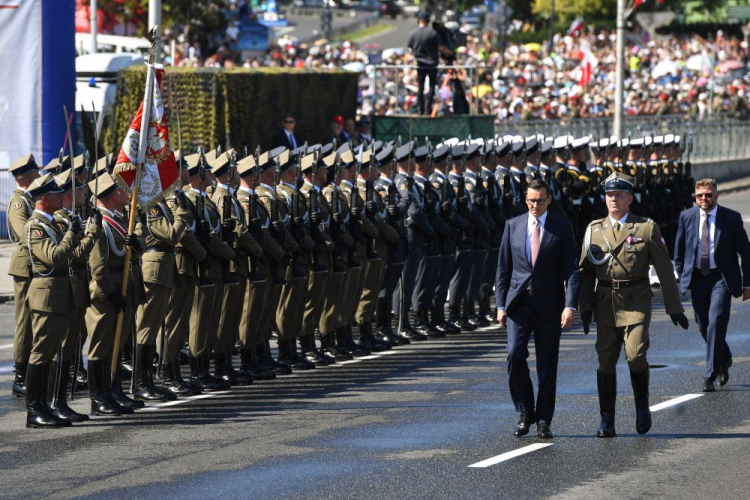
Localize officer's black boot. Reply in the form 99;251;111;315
288;339;316;370
121;341;134;376
396;309;428;341
240;347;276;380
299;335;329;366
429;306;449;335
13;361;27;398
88;359;121;416
375;298;393;336
26;363;61;428
43;364;72;426
265;341;293;375
102;358;135;414
74;351;89;392
225;352;253;385
132;344;168;401
439;305;460;334
467;300;489;327
362;320;392;351
112;357;146;408
460;302;477;331
446;303;464;331
160;361;194;396
597;370;617;438
339;326;370;357
481;295;496;323
203;354;231;389
631;369;652;435
50;358;89;423
322;331;352;361
189;354;208;390
372;317;408;346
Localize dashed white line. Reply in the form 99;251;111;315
650;393;704;412
468;443;554;468
0;343;13;350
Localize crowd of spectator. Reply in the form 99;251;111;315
162;17;750;124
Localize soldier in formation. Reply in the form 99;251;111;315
6;132;697;430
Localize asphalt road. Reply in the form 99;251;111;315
1;191;750;498
284;13;415;48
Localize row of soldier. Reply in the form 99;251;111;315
7;131;691;428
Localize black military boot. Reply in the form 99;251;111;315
26;363;61;428
112;357;146;408
361;321;392;351
375;298;394;336
50;359;89;423
264;341;293;375
631;369;652;435
311;330;337;364
459;302;478;331
467;301;489;328
338;326;370;357
102;358;135;414
395;309;428;341
429;306;450;335
43;364;72;427
372;319;408;347
160;362;194;396
299;335;329;366
597;370;617;438
240;347;276;380
322;331;352;361
189;354;209;390
203;354;231;389
88;360;121;417
132;344;168;401
287;339;316;370
121;341;134;376
439;305;460;334
12;361;27;398
415;310;443;338
225;352;253;385
480;295;496;323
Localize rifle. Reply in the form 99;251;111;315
217;147;238;286
196;147;215;288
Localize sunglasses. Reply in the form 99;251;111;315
695;192;714;199
284;119;295;124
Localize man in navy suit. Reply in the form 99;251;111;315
496;179;579;438
674;178;750;392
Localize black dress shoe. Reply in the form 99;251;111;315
536;421;553;439
718;359;732;386
597;411;616;438
514;411;537;437
703;378;716;392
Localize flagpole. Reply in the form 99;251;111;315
614;0;625;139
111;26;158;377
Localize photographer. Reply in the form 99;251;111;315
407;11;452;115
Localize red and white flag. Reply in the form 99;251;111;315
578;38;598;86
569;17;584;36
114;66;178;208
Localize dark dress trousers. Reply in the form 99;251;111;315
495;212;579;424
674;205;750;379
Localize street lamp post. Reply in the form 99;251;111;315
614;0;626;138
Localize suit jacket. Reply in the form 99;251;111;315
495;211;579;321
674;205;750;297
272;130;303;150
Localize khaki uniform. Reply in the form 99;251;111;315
8;188;34;365
86;209;141;361
134;201;188;346
164;194;207;364
275;182;315;341
237;187;284;348
320;183;354;334
212;184;263;355
256;183;299;341
356;178;399;324
53;209;101;360
186;189;236;357
300;181;336;336
24;211;79;365
579;215;684;373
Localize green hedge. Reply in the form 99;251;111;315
109;67;359;155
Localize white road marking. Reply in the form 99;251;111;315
650;394;704;412
0;364;14;374
468;443;554;468
0;343;13;350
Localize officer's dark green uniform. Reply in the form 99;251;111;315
579;171;686;438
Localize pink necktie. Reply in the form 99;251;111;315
531;218;540;266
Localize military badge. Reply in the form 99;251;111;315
466;182;475;192
149;207;159;216
242;202;250;210
33;229;43;237
57;223;66;232
626;235;644;244
432;181;440;190
167;200;176;209
12;202;22;210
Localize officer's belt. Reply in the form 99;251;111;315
32;270;69;278
144;245;175;254
70;263;86;271
597;276;648;289
108;265;125;274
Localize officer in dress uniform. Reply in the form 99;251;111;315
23;174;94;428
212;150;263;383
429;142;467;334
162;152;209;396
85;172;143;416
7;154;41;397
478;141;506;323
236;152;286;379
274;148;317;370
49;169;102;423
579;171;689;438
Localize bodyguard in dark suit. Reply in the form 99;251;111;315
674;178;750;392
496;179;579;438
271;113;304;150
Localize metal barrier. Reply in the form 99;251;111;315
371;64;479;115
0;169;18;240
494;115;750;162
